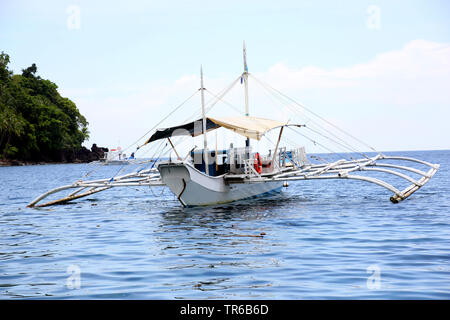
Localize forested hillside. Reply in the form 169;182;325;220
0;52;89;162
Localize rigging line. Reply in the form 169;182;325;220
182;91;217;123
168;75;243;149
150;139;166;160
149;182;165;197
116;140;169;181
204;75;241;115
184;75;242;122
299;118;364;156
284;134;303;149
287;126;351;161
290;130;344;161
110;162;129;181
170;74;242;150
250;80;312;150
140;141;170;172
67;74;238;182
261;124;330;163
303;125;370;159
251;78;352;148
182;91;220;124
205;89;245;115
183;77;234;122
251;75;368;157
137;73;247;159
250;73;378;153
309;154;329;164
153;140;169;159
250;73;369;150
134;139;165;172
250;76;345;141
262;128;300;150
141;142;161;160
81;150;113;179
131;89;200;152
81;148;121;179
263;134;303;161
250;74;367;156
249;79;307;150
151;142;170;167
113;138;167;181
108;138;162;181
82;89;200;179
82;162;101;179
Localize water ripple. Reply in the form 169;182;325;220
0;150;449;299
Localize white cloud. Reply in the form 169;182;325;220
256;39;450;106
252;40;450;151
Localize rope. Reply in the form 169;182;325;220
205;89;244;115
133;89;199;151
150;184;166;197
134;140;165;173
250;73;378;153
147;75;242;161
79;89;199;180
183;75;241;123
249;75;361;154
255;77;366;159
304;125;370;159
261;124;343;164
250;74;368;156
286;126;351;161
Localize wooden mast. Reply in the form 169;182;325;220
200;65;209;175
243;41;250;156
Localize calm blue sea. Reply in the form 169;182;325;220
0;150;449;299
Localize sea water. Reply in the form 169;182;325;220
0;150;449;299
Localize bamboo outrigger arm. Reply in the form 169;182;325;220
27;168;164;208
232;154;439;203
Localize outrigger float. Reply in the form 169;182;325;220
28;44;439;208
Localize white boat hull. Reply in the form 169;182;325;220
157;161;283;206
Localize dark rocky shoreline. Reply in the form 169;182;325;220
0;144;108;166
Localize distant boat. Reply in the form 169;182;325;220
95;147;136;165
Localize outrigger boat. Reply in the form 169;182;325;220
92;147;136;165
28;44;439;208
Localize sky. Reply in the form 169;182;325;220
1;0;449;155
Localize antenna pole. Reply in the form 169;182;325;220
200;65;210;175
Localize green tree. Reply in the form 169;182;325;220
0;51;89;161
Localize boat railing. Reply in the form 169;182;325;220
243;158;262;177
289;147;308;168
243;150;285;177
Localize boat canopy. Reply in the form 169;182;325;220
210;116;285;140
144;116;285;144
